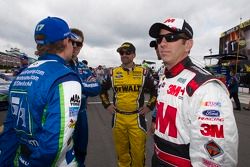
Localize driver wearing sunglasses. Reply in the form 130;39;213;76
68;28;101;166
100;42;157;167
149;17;238;167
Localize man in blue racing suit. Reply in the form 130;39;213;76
0;17;84;166
69;28;101;165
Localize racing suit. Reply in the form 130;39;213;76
152;57;238;166
100;64;157;167
68;59;101;165
0;54;83;167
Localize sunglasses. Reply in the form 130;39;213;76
119;50;132;55
72;41;83;47
156;33;188;44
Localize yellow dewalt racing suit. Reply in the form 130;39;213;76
100;65;157;167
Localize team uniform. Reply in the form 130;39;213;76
152;57;238;166
0;54;83;167
68;59;101;165
100;64;157;167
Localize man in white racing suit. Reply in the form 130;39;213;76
149;17;238;166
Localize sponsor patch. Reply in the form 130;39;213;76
201;101;221;107
177;77;187;84
200;124;224;138
167;84;185;96
204;140;224;158
69;106;79;117
68;119;76;128
202;110;220;117
202;158;221;167
70;94;80;106
198;117;224;122
115;74;123;78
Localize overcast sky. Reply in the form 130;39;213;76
0;0;249;68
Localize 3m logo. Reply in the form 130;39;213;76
167;84;185;96
200;124;224;138
164;18;175;23
156;102;177;138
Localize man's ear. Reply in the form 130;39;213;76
132;53;136;58
63;38;70;47
185;39;193;52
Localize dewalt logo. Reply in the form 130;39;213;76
114;85;141;92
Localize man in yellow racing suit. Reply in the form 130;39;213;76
100;42;157;167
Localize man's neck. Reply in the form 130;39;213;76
122;62;134;69
165;55;188;70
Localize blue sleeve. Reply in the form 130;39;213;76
82;81;101;97
0;106;19;167
80;67;101;97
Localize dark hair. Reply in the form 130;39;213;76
34;34;65;56
82;60;88;65
70;28;84;42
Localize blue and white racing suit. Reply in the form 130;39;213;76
68;59;101;165
0;54;83;167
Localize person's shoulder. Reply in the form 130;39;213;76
112;66;121;70
185;64;217;96
196;80;229;97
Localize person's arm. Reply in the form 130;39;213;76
79;66;101;97
0;104;19;166
189;82;238;166
99;71;113;107
144;69;157;110
82;79;101;97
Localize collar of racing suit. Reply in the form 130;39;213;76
121;62;136;72
164;57;192;78
38;53;67;65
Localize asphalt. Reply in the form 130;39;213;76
0;91;249;166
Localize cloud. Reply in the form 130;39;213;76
0;0;249;68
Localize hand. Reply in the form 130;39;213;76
106;104;116;114
139;105;151;116
87;76;97;82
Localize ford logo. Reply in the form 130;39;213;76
202;110;220;117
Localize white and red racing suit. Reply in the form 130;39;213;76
153;57;238;167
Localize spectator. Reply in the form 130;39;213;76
13;54;29;76
228;68;241;110
82;59;88;66
95;65;105;83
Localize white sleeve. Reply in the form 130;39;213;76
188;81;238;167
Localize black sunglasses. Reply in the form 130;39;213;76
156;33;189;44
72;41;83;47
119;50;132;55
